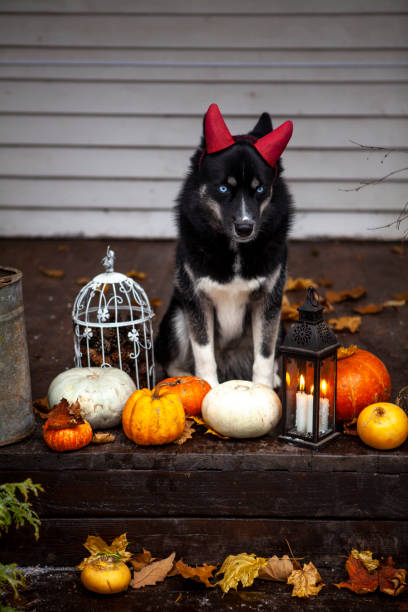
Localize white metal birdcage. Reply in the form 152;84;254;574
72;246;156;389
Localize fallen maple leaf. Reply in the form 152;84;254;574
173;420;195;445
316;278;333;288
337;345;359;360
216;553;267;594
383;299;406;308
189;415;229;439
354;303;383;315
43;398;85;430
351;549;380;573
151;298;163;308
131;552;175;589
91;432;115;444
285;277;317;292
326;286;366;304
329;316;361;333
39;265;65;279
78;533;132;570
130;549;155;571
335;551;407;597
76;277;91;286
287;562;325;598
281;301;300;321
175;559;217;587
127;269;147;280
258;555;296;582
393;290;408;301
378;557;407;597
32;395;50;416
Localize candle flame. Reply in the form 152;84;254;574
310;385;314;394
286;372;291;386
299;374;305;392
321;379;327;396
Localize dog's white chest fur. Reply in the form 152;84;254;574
197;275;264;346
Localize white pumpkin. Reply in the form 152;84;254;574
48;367;136;429
202;380;281;438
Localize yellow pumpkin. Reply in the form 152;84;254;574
357;402;408;450
81;556;131;594
122;386;185;445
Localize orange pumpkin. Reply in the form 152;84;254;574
336;346;391;422
154;376;211;416
43;421;93;452
122;386;185;445
42;398;93;452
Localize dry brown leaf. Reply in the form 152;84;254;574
39;265;65;279
258;555;295;582
285;277;317;292
335;555;378;595
378;557;407;597
78;533;132;570
316;278;333;288
287;562;325;598
393;290;408;301
175;559;218;588
43;398;85;429
354;303;383;315
32;395;50;416
329;316;361;333
130;552;176;589
281;301;301;321
391;245;405;256
326;286;366;304
320;296;335;313
76;277;91;286
189;415;229;439
130;548;155;571
127;269;147;280
91;432;115;444
151;298;163;308
383;299;406;308
173;420;196;445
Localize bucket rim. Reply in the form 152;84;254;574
0;266;23;287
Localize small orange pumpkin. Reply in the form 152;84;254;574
336;346;391;422
154;376;211;416
122;386;185;445
42;398;93;452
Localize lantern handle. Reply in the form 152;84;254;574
102;246;115;273
307;286;320;307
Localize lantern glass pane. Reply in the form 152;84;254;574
318;355;336;435
285;358;316;438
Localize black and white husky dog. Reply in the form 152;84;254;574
155;104;294;389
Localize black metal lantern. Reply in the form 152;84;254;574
279;286;341;449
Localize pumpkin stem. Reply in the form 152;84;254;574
153;378;184;399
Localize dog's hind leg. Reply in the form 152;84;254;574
155;296;193;378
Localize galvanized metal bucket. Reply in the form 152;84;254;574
0;266;35;446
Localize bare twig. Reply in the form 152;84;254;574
340;167;408;192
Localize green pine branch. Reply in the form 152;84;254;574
0;479;44;541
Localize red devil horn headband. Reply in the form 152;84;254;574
204;103;293;167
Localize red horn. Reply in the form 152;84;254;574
204;103;235;154
254;120;293;167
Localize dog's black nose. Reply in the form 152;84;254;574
234;222;254;238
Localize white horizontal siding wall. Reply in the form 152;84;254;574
0;0;407;239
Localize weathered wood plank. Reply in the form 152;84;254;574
0;469;406;519
0;15;407;48
1;81;407;116
0;209;402;239
1;116;406;149
2;0;407;14
1;518;406;566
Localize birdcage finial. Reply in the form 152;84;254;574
102;246;115;273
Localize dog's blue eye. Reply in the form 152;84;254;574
219;185;228;193
256;186;264;193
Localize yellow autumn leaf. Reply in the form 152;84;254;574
216;553;267;594
287;562;325;598
351;549;380;573
77;533;132;569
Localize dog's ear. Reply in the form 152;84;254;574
250;113;273;138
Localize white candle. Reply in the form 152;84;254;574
295;375;307;434
306;390;314;434
319;380;330;432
